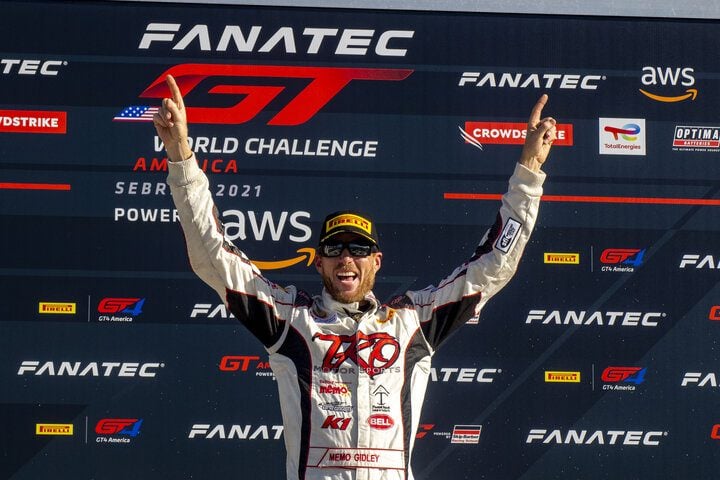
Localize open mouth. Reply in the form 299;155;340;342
336;271;358;284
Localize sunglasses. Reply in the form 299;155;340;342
318;242;379;258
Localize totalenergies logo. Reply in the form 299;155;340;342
599;118;645;156
603;124;641;142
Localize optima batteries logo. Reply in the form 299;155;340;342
599;118;646;156
673;126;720;151
38;302;76;314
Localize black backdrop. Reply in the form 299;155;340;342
1;1;720;479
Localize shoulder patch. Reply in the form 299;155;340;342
494;217;522;253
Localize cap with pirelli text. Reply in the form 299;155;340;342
318;210;379;247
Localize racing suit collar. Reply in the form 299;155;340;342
320;288;379;321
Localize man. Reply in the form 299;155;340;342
154;75;556;480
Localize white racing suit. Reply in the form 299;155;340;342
167;156;545;480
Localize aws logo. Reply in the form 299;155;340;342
639;66;697;103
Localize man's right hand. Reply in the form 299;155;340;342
152;75;193;163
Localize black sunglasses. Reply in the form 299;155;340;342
318;242;379;258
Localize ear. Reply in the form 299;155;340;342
314;254;323;273
373;252;383;272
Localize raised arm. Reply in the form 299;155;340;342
414;95;555;350
155;75;292;348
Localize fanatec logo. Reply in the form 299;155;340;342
138;24;414;56
526;429;666;446
679;254;720;269
429;367;499;383
0;59;67;76
526;310;665;327
17;361;164;377
458;72;605;90
188;424;284;440
681;372;720;387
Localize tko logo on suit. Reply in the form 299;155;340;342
313;332;400;378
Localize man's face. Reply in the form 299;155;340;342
315;233;382;304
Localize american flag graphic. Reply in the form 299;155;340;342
113;106;159;122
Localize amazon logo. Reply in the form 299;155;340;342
219;209;317;270
639;66;698;103
251;247;316;270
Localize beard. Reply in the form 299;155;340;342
321;265;377;304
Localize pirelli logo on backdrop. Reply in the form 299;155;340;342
39;302;76;314
545;371;581;383
544;253;580;265
36;423;73;436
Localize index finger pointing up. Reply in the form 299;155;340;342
528;93;548;127
166;75;184;110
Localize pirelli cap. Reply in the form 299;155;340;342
318;210;379;246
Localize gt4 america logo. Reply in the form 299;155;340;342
95;418;143;437
313;332;400;378
119;64;412;126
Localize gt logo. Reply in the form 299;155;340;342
601;367;647;384
97;298;145;315
140;64;413;125
95;418;143;437
219;355;260;372
600;248;645;267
